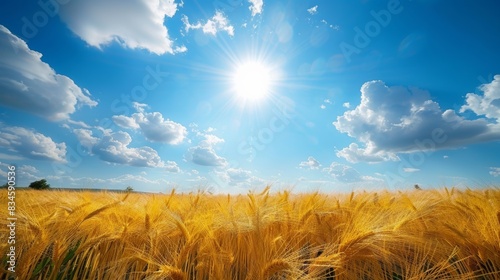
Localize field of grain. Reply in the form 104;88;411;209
1;187;500;279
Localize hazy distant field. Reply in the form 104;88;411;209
1;187;500;279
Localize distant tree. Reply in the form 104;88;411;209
414;184;422;190
125;186;134;192
0;183;8;189
29;179;50;190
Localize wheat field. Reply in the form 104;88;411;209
1;187;499;279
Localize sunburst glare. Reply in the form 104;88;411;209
232;61;272;102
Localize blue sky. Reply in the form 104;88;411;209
1;0;499;193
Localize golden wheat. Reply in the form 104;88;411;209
1;187;499;279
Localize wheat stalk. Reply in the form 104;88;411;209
261;259;291;279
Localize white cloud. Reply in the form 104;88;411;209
134;112;186;144
460;75;500;119
248;0;264;16
46;174;170;190
112;115;140;129
202;134;225;146
73;128;98;151
320;19;340;30
0;25;97;121
174;45;188;53
66;120;92;129
323;162;362;183
490;167;500;177
403;167;420;173
343;102;350;108
0;162;8;177
58;0;185;55
0;153;23;161
19;164;38;174
108;174;169;186
336;143;399;163
227;168;252;184
307;5;318;15
321;99;332;109
182;11;234;36
330;24;340;30
322;162;384;185
0;126;67;162
112;104;187;144
165;160;180;173
187;145;227;167
74;129;165;167
186;131;227;167
17;165;39;181
299;156;321;170
205;127;216;133
333;80;500;163
215;167;264;187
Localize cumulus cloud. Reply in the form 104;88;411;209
182;11;234;36
0;126;67;162
187;145;227;167
0;163;37;180
334;79;500;163
202;134;225;146
0;25;97;121
490;167;500;177
17;164;39;181
323;162;362;183
323;162;383;184
216;167;264;187
74;129;167;168
58;0;185;54
112;115;140;130
248;0;264;16
165;160;180;173
112;103;187;144
336;143;398;163
460;75;500;119
299;156;321;170
186;131;227;167
307;5;318;15
226;168;252;185
19;164;39;174
72;128;97;151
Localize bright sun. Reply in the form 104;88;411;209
232;61;273;102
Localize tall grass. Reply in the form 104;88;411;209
1;187;499;279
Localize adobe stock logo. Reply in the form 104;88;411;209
21;0;71;39
340;0;407;63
